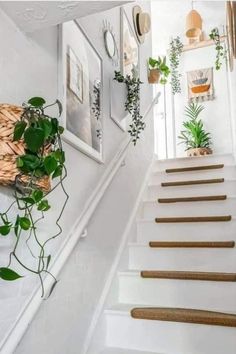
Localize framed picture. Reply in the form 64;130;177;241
121;7;139;78
59;20;103;163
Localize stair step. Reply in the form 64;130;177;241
155;215;232;223
137;218;236;242
166;164;224;173
119;271;236;311
105;304;236;354
140;270;236;281
128;244;236;271
161;178;224;187
131;307;236;327
158;195;227;203
149;241;235;248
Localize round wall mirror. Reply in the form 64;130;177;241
104;30;116;58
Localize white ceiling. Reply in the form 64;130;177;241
0;1;130;32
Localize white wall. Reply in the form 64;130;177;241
151;0;233;157
0;2;153;353
175;45;232;156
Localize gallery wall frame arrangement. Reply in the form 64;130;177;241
58;20;104;163
120;7;140;78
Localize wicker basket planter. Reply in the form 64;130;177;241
187;147;212;157
148;69;161;84
0;104;50;192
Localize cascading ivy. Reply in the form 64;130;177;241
209;28;227;70
114;71;145;145
0;97;69;297
169;36;184;95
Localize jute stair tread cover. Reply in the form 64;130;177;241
158;195;227;203
149;241;235;248
155;215;232;223
165;164;224;173
140;270;236;281
130;307;236;327
161;178;224;187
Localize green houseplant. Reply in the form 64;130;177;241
209;27;227;70
178;102;212;156
169;36;184;95
0;97;68;297
148;56;170;84
114;71;145;145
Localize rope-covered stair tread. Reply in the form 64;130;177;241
149;241;235;248
130;307;236;327
158;195;227;203
161;178;224;187
155;216;232;223
140;270;236;281
165;164;224;173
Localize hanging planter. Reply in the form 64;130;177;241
148;57;170;84
0;97;68;297
114;71;145;145
168;37;184;95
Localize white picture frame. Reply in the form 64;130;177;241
58;20;104;163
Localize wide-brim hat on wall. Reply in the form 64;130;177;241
133;5;151;44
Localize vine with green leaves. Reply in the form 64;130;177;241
0;97;69;298
209;28;227;70
169;36;184;95
114;71;144;145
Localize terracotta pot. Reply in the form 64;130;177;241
148;69;160;84
187;147;212;157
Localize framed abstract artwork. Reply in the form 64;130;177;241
59;20;103;163
121;7;139;78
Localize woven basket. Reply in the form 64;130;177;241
0;104;50;192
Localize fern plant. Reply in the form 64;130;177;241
178;103;211;150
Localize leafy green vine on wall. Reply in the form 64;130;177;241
114;71;145;145
0;97;69;297
169;36;184;95
209;28;227;70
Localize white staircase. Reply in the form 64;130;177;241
87;153;236;354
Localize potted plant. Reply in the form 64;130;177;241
114;71;145;145
148;56;170;84
178;102;212;156
0;97;68;297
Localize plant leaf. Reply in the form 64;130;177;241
52;165;62;179
44;155;58;175
0;267;23;281
28;97;46;107
32;189;44;203
56;99;63;116
13;121;27;141
19;217;31;230
0;224;11;236
37;199;50;211
24;127;45;153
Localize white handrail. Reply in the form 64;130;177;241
0;92;161;354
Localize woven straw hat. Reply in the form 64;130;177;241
133;5;151;44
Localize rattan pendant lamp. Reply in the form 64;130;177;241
186;1;202;39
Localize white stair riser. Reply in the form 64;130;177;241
141;199;236;218
118;274;236;312
147;180;236;199
137;219;236;242
128;247;236;272
150;166;236;184
105;313;236;354
155;154;234;170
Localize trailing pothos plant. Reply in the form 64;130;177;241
0;97;69;297
209;28;227;70
169;36;184;95
148;56;170;84
114;71;144;145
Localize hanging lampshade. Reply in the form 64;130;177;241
186;9;202;38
